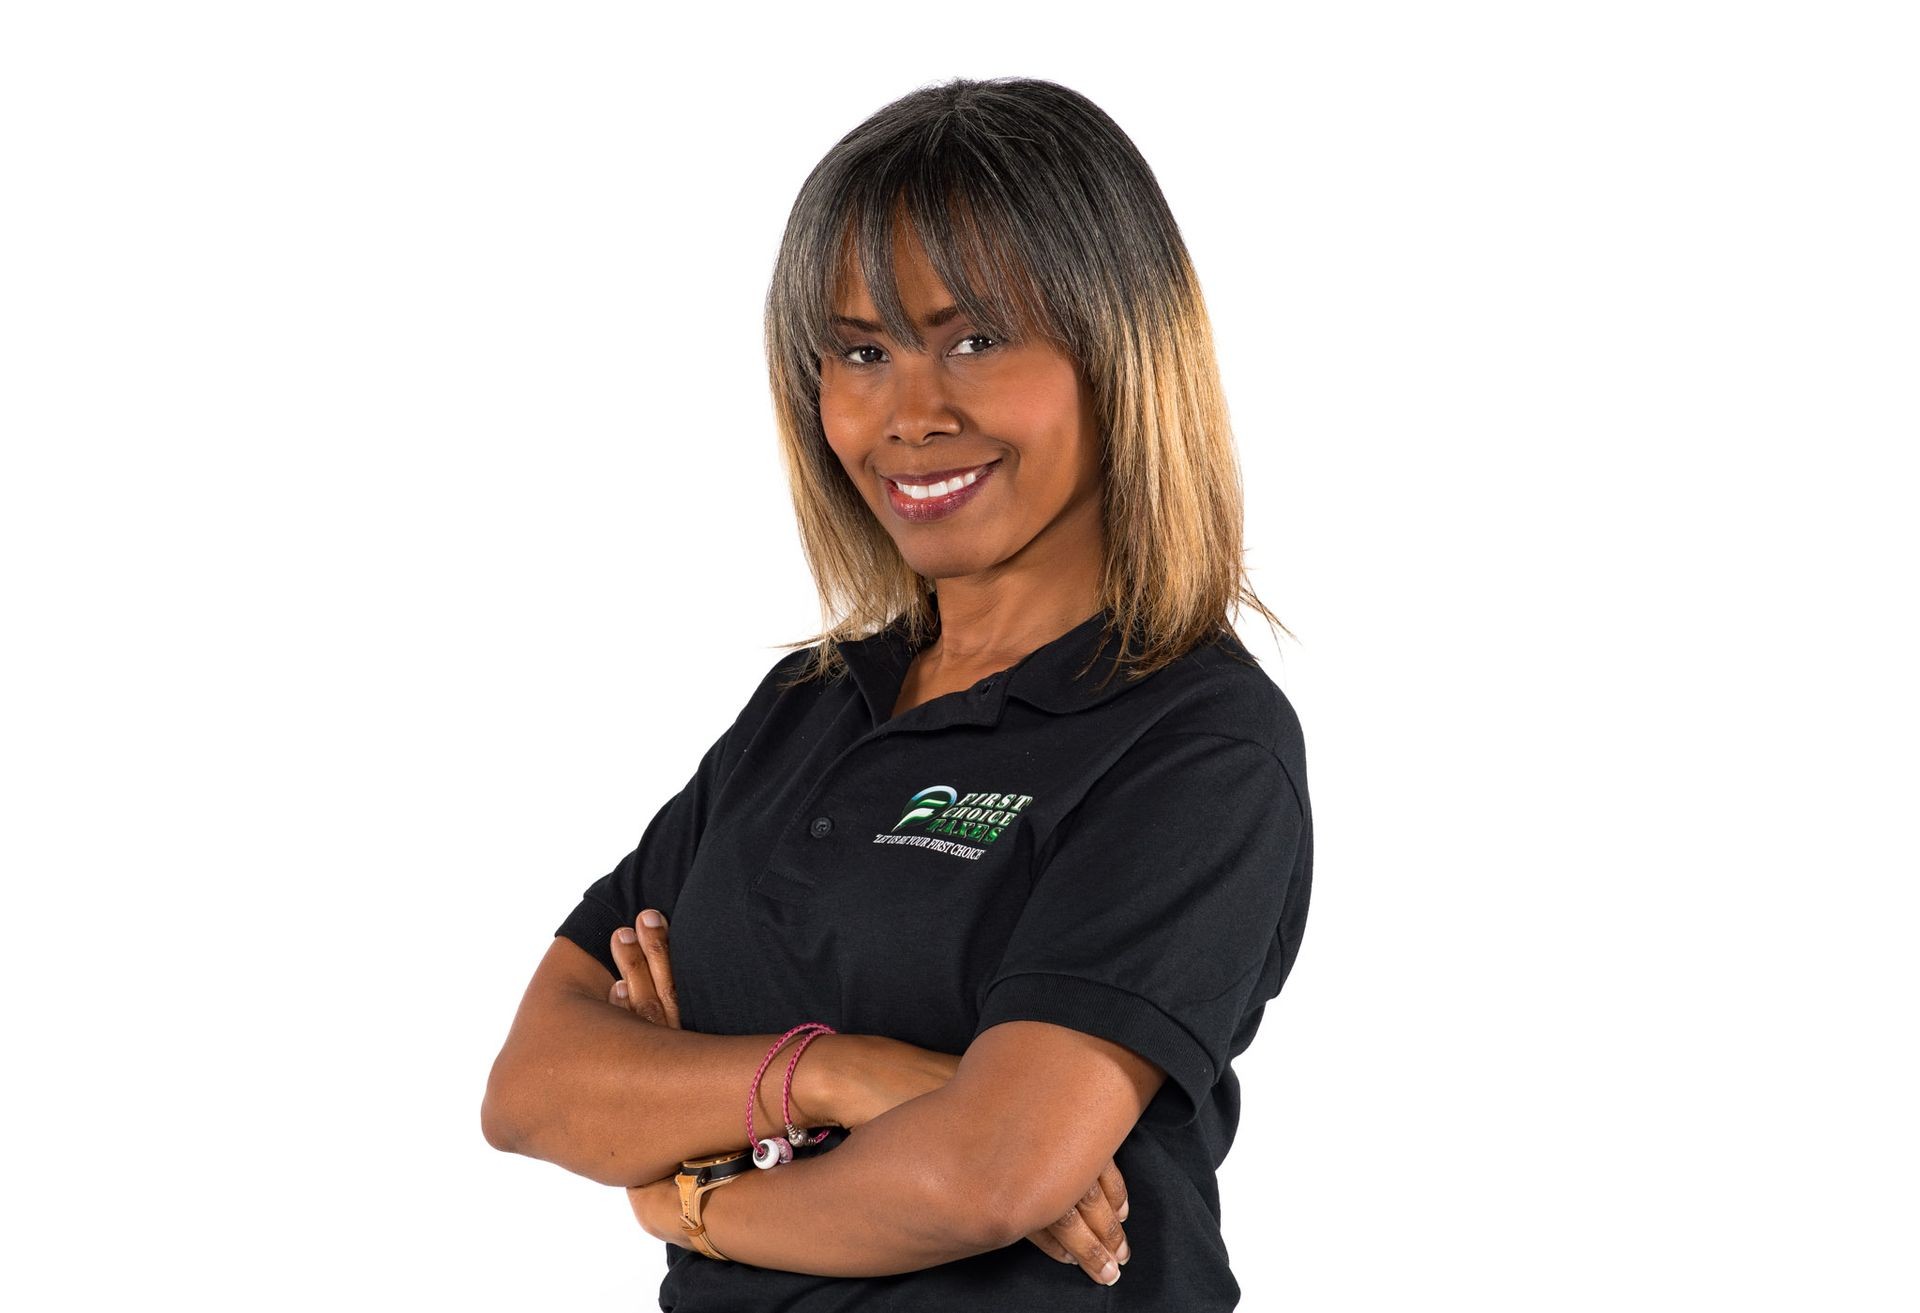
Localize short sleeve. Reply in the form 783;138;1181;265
553;719;737;980
971;730;1310;1128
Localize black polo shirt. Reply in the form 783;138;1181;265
556;604;1313;1311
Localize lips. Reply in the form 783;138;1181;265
882;458;1002;524
881;459;1001;488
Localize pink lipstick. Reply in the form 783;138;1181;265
882;459;1001;524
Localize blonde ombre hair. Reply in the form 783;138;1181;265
764;76;1291;691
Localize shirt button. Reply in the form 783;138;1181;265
808;815;834;838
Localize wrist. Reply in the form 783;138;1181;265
793;1031;864;1129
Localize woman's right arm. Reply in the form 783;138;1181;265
487;932;856;1190
481;934;881;1188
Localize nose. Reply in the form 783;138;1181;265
885;353;962;447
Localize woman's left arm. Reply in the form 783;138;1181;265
610;916;1154;1281
628;1018;1158;1280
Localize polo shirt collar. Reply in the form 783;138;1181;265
837;600;1144;727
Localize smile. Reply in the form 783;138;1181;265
883;459;1001;523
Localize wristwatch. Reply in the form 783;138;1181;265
673;1127;851;1261
674;1148;753;1260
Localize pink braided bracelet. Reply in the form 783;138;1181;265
747;1022;838;1169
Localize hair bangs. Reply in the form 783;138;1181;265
788;178;1062;375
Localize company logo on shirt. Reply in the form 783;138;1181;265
892;785;958;830
878;785;1035;861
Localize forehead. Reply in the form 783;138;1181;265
821;205;1052;352
831;221;951;312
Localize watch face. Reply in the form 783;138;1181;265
678;1152;755;1188
706;1156;755;1184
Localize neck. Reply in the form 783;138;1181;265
922;576;1104;670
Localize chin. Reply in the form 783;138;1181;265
898;544;998;583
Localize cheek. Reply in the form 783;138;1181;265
816;396;854;459
817;426;874;501
818;387;866;454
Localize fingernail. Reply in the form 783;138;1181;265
1099;1262;1119;1285
614;980;628;999
1118;1201;1129;1221
616;927;637;944
641;910;664;928
1117;1241;1131;1265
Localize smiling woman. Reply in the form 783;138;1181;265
819;225;1102;573
482;74;1315;1312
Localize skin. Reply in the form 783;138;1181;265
610;909;1139;1286
818;220;1110;711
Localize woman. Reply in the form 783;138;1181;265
482;75;1313;1310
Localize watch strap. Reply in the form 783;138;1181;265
673;1127;851;1261
677;1157;745;1261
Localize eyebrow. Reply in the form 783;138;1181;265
829;304;962;334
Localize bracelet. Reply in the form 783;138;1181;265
777;1028;838;1151
747;1023;837;1169
670;1021;848;1263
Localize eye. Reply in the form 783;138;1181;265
830;333;999;369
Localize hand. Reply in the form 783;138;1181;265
608;909;689;1231
1022;1157;1131;1286
845;1037;1133;1285
607;909;680;1028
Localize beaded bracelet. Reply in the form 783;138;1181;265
747;1022;838;1169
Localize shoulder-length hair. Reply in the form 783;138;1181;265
764;75;1290;690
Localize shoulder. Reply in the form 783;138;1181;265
694;645;826;755
1127;628;1309;808
722;638;879;744
758;642;824;690
736;644;830;719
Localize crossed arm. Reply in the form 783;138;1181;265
480;911;1164;1280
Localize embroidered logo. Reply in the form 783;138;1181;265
892;786;957;831
877;786;1035;861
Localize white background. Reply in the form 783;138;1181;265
3;2;1914;1309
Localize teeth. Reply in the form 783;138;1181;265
895;465;988;500
898;466;990;499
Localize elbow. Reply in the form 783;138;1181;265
480;1089;517;1154
480;1051;529;1154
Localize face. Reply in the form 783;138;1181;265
817;222;1104;590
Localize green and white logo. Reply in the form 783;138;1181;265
893;785;958;831
882;785;1035;852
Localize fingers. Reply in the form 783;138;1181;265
1096;1156;1131;1223
1028;1176;1127;1287
608;916;671;1027
1023;1225;1076;1265
635;909;681;1030
1077;1170;1131;1276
